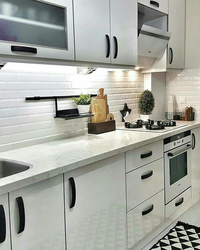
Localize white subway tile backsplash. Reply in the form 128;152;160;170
0;64;144;151
166;68;200;121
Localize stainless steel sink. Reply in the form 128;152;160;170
0;159;32;178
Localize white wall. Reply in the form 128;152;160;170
0;63;144;152
144;73;166;120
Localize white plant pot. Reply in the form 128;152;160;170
140;114;151;121
77;105;90;114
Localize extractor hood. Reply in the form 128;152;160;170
138;25;171;68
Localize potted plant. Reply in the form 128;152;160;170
73;94;93;113
139;90;155;120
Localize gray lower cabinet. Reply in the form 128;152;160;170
0;194;10;250
191;127;200;197
0;175;65;250
73;0;137;66
64;154;127;250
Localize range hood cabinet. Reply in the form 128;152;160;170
138;25;171;68
138;4;171;69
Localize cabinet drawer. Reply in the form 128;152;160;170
127;158;164;211
126;140;163;173
165;188;192;218
127;191;164;249
138;0;169;14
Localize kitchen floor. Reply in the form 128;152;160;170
143;201;200;249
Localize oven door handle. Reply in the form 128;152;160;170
168;144;192;157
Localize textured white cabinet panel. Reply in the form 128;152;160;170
9;175;65;250
138;0;168;14
110;0;138;65
168;0;185;69
73;0;110;63
127;190;164;249
165;188;192;218
65;154;127;250
127;158;164;211
126;140;163;173
0;194;11;250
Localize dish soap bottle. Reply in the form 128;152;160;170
168;94;175;119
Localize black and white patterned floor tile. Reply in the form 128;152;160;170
150;221;200;250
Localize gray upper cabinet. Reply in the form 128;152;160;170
168;0;185;69
110;0;138;65
73;0;138;66
0;0;74;61
73;0;110;64
138;0;169;14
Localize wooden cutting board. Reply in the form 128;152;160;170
90;99;107;123
96;88;109;116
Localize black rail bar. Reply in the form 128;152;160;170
26;95;97;101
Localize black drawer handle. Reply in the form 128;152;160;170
142;204;154;216
69;177;76;209
11;46;37;54
0;205;6;243
175;197;184;207
105;35;110;58
16;197;25;234
113;36;118;59
192;133;196;150
141;151;152;159
169;47;173;64
141;170;153;180
150;1;159;7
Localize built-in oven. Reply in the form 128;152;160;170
164;130;192;204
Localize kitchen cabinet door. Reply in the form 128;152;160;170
0;194;11;250
9;176;66;250
73;0;110;64
191;127;200;197
138;0;168;14
168;0;185;69
64;154;127;250
0;0;74;61
110;0;138;65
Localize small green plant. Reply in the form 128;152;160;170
139;90;155;115
73;94;92;105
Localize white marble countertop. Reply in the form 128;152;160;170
0;121;200;195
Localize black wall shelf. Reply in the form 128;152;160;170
25;95;97;120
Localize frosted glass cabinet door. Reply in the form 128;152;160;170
0;194;11;250
64;154;127;250
9;176;66;250
110;0;138;66
73;0;110;63
0;0;74;60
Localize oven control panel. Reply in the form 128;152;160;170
164;130;191;152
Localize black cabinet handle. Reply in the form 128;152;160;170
105;35;110;58
142;205;154;216
11;46;37;54
175;197;184;207
0;205;6;243
113;36;118;59
150;1;159;7
16;197;25;234
169;47;173;64
141;170;153;180
69;177;76;209
141;151;152;159
192;133;196;150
